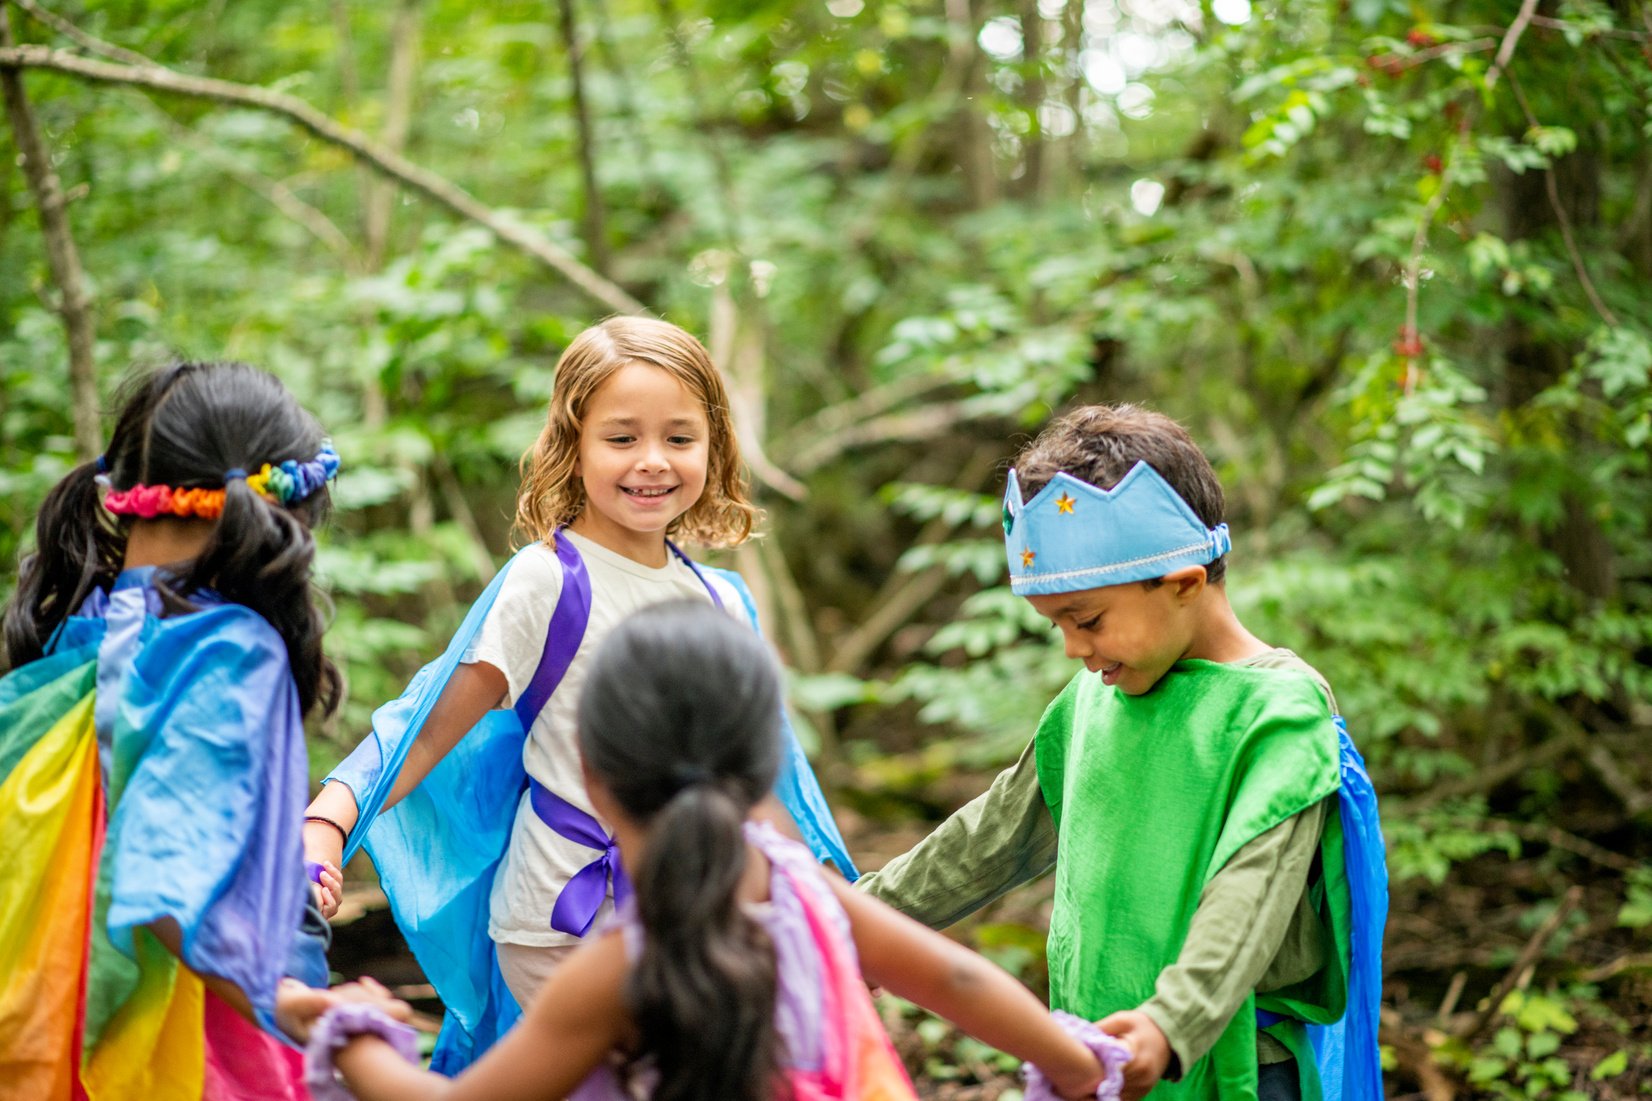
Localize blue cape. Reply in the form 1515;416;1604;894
1306;718;1388;1101
327;548;858;1072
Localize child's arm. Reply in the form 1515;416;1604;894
302;660;508;907
1112;801;1329;1093
857;740;1056;928
329;929;631;1101
828;876;1103;1100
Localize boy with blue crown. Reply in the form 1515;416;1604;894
860;404;1387;1101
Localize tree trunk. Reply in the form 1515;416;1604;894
364;0;421;271
1017;0;1045;200
1500;146;1616;604
0;4;98;460
556;0;608;275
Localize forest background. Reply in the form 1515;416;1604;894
2;0;1649;1096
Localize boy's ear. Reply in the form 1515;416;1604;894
1162;564;1207;603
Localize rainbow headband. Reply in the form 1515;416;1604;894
1002;461;1231;595
103;444;341;520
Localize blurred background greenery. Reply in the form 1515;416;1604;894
3;0;1650;1095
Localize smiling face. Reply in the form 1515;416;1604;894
568;362;711;563
1025;568;1207;695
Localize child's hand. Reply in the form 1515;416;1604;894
1096;1009;1171;1101
327;976;415;1021
312;861;343;919
275;978;337;1044
303;823;347;918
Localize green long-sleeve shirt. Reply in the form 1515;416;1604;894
858;649;1338;1075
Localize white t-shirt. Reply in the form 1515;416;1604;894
464;530;744;947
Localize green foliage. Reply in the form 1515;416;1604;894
4;3;1652;1091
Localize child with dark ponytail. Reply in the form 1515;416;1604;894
0;361;357;1099
301;602;1131;1101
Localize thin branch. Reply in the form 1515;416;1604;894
1486;0;1541;89
556;0;608;275
20;3;360;265
0;42;648;315
1398;37;1497;69
1;7;98;460
824;444;1001;675
1504;69;1621;327
1581;742;1652;816
789;372;962;445
12;0;146;65
1476;815;1641;873
1529;13;1650;42
147;104;359;264
846;3;976;247
1455;885;1584;1042
1399;729;1584;812
708;269;806;501
788;390;1024;475
652;0;743;251
1399;138;1458;392
431;454;498;584
363;0;420;271
1579;953;1652;983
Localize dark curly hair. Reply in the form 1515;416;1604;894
1014;402;1228;585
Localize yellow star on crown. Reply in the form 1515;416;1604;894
1055;492;1076;515
1021;548;1037;568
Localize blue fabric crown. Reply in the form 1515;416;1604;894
1003;461;1232;595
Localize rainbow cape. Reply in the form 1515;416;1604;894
0;571;323;1100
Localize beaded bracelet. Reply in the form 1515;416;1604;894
1021;1010;1133;1101
304;1003;420;1101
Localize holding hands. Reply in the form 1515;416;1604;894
275;975;413;1044
1096;1010;1172;1101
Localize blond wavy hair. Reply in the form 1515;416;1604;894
516;317;758;548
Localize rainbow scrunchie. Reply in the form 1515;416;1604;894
104;444;340;519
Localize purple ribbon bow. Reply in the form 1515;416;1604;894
530;778;630;936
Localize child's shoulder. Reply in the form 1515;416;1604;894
698;567;749;615
140;601;292;688
1232;648;1339;715
497;540;569;594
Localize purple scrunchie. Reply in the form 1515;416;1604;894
1022;1010;1133;1101
304;1003;421;1101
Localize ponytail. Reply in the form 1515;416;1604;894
627;781;782;1101
170;475;341;718
3;362;342;718
3;459;124;670
577;602;791;1101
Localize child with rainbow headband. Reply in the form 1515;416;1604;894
302;317;859;1072
860;404;1388;1101
297;602;1131;1101
0;362;354;1099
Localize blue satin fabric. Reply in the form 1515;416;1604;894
327;548;858;1074
1280;718;1386;1101
54;568;322;1033
703;565;860;880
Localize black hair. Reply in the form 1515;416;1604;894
577;601;786;1101
1014;402;1229;585
2;361;342;718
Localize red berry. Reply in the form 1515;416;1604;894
1392;325;1425;359
1406;28;1436;48
1422;153;1444;174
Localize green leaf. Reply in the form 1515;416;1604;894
1590;1050;1628;1080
